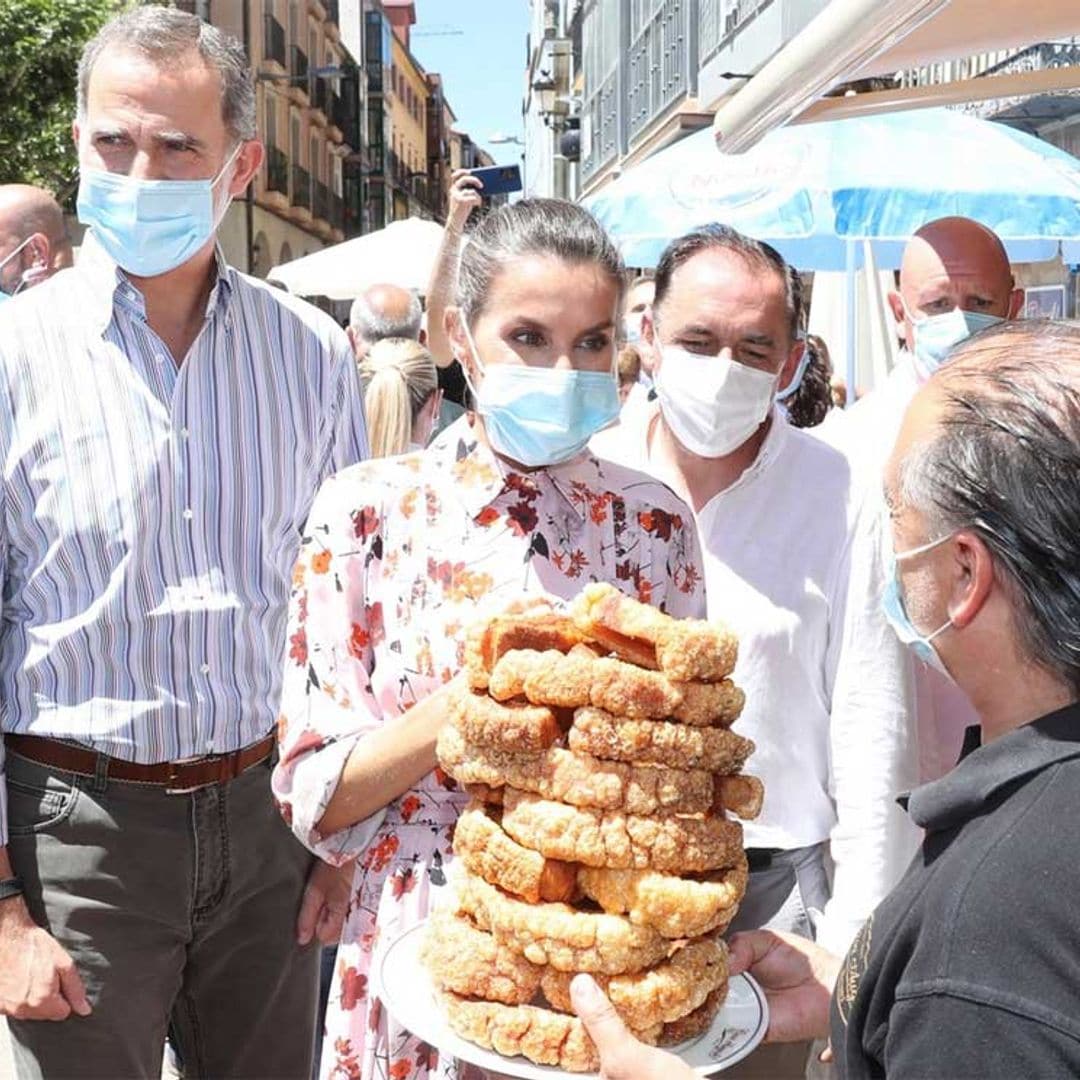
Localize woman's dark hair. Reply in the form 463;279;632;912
786;334;834;429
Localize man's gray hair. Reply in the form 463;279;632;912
349;290;423;344
77;6;256;142
898;319;1080;695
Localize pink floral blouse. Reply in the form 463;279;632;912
273;416;704;1080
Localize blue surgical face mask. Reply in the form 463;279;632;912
76;143;242;277
462;322;620;468
0;236;36;301
882;532;954;676
904;302;1003;379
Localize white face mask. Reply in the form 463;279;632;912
654;345;778;458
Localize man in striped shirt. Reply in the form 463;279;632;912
0;10;368;1077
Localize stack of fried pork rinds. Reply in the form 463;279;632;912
421;583;762;1073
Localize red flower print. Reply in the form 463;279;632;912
390;867;417;899
288;626;308;666
681;564;701;594
367;997;382;1033
400;794;422;822
551;550;565;571
331;1037;361;1080
475;505;500;527
311;550;332;574
361;833;400;873
433;766;458;791
351;506;380;540
339;966;368;1011
427;558;454;587
637;578;653;605
566;549;589;578
389;1060;412;1080
278;800;293;826
615;560;635;582
504;472;539;499
506;500;539;537
589;492;613;525
415;1042;439;1072
287;727;327;761
348;622;370;658
638;508;678;541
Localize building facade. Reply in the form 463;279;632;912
567;0;832;198
187;0;360;275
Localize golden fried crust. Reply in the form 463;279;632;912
659;985;727;1046
421;910;543;1005
540;938;729;1030
456;871;670;974
672;679;746;727
452;688;563;753
441;993;663;1073
462;782;503;805
570;708;755;773
438;723;716;816
587;657;685;719
713;774;765;821
454;802;577;904
465;613;584;691
576;858;750;938
501;789;745;873
572;582;738;682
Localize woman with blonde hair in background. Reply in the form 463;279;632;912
358;337;442;456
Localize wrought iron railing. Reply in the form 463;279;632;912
265;144;288;196
263;13;286;68
291;164;311;210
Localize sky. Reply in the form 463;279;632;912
409;0;531;166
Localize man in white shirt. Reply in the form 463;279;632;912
593;224;918;969
821;218;1023;780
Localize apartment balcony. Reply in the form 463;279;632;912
312;180;333;237
329;191;345;238
310;79;329;127
262;13;286;74
290;164;312;223
308;0;327;19
289;46;309;105
263;144;289;210
326;91;344;143
324;0;340;43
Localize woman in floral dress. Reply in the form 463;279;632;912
273;199;707;1080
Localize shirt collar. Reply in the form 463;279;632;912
77;229;234;335
428;414;591;523
900;701;1080;832
643;401;790;504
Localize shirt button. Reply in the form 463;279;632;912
182;508;194;520
200;663;211;675
180;427;190;439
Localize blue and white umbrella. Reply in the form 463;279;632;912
585;107;1080;272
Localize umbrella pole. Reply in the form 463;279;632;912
844;238;857;408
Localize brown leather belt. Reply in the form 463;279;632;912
5;733;276;793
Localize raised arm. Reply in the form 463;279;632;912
425;170;483;369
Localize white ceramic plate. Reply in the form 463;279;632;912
375;921;769;1079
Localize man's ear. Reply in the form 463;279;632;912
229;140;264;198
641;311;662;374
778;339;805;388
1007;287;1025;321
889;291;913;349
947;531;995;630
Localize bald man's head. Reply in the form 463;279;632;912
889;217;1023;362
347;283;423;360
0;184;73;295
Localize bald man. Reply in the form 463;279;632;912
0;184;73;299
347;282;423;361
822;217;1023;783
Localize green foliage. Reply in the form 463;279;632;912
0;0;122;206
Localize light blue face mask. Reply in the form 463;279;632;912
463;323;620;468
881;533;954;676
0;236;35;303
76;143;242;277
905;303;1003;379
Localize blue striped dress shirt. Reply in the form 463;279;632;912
0;234;368;843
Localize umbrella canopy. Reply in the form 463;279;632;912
585;108;1080;271
267;217;446;298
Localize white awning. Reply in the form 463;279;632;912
712;0;1080;153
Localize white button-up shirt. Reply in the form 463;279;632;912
0;234;369;844
817;352;981;783
594;405;920;954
